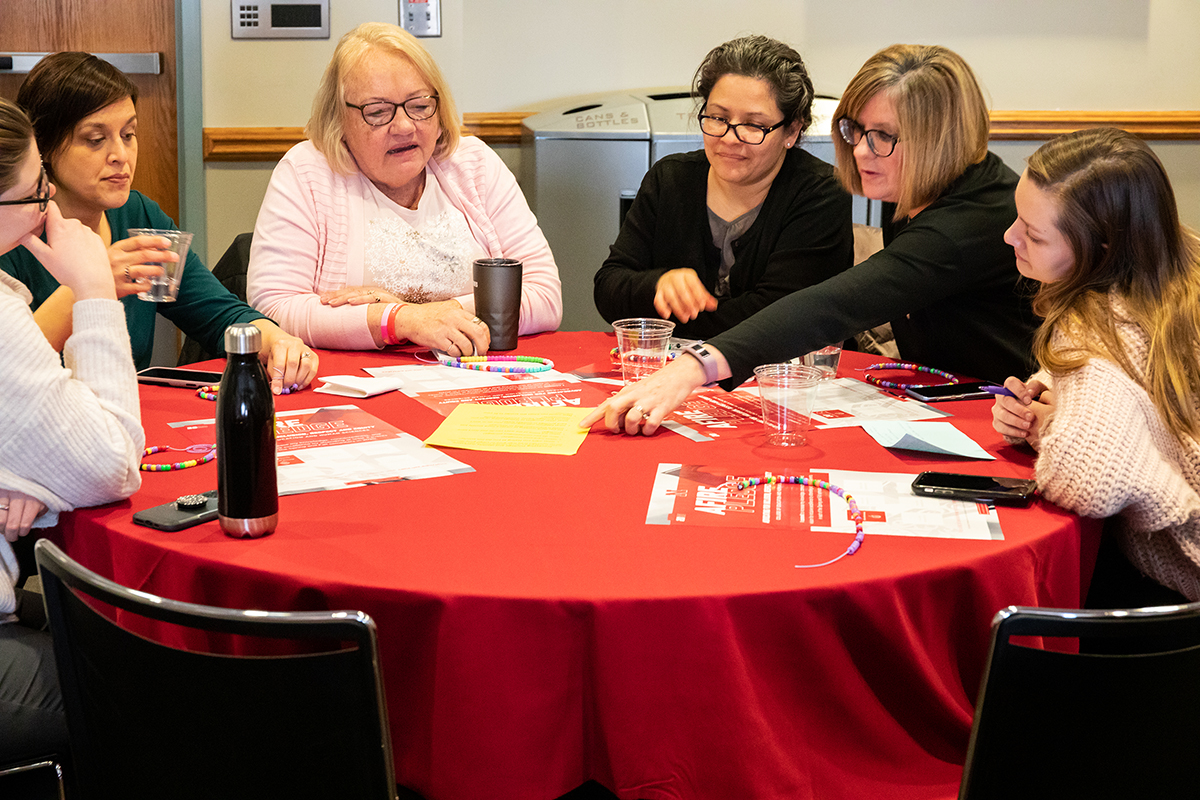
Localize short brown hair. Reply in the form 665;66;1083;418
833;44;989;219
17;52;138;183
0;98;35;196
306;22;460;175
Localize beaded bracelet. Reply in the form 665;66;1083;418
140;444;216;472
196;385;218;401
723;473;866;568
436;353;554;373
860;361;959;390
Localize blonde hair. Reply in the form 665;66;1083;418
1026;127;1200;440
832;44;990;219
306;22;461;174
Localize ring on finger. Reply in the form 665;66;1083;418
124;267;132;283
471;316;486;326
0;503;8;511
631;405;648;419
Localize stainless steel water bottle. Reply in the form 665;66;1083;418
216;323;278;537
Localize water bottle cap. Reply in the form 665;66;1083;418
224;323;262;355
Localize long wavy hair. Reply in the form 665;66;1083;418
1027;127;1200;439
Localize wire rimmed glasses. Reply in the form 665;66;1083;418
345;95;439;127
698;113;785;146
836;117;900;158
0;166;50;212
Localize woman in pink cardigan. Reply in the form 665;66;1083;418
248;23;562;356
994;128;1200;605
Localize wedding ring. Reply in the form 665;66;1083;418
124;267;132;282
370;291;380;303
471;316;485;326
0;503;8;511
300;352;311;360
631;405;648;419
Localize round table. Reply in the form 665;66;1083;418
58;331;1098;800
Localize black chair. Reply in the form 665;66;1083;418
959;600;1200;800
34;539;397;800
178;231;253;365
0;758;65;800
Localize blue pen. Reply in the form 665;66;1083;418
982;385;1018;398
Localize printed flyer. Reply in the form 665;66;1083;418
365;363;612;416
646;464;1003;540
171;405;473;495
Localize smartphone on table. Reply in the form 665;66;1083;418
904;381;991;402
132;491;219;531
911;472;1038;506
136;367;223;389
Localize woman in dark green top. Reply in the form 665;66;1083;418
583;44;1038;435
0;52;318;392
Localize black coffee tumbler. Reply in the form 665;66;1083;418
473;258;522;351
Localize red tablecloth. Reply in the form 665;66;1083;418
59;331;1099;800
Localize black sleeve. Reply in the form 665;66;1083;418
593;162;674;324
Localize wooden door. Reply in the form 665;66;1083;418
0;0;179;221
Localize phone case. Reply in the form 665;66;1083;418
132;491;219;531
136;368;223;390
910;473;1037;506
904;383;990;402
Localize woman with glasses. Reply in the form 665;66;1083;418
593;35;853;339
247;22;561;356
0;97;143;764
583;44;1038;436
0;52;317;394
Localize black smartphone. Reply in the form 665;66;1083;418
137;367;223;389
132;491;219;531
911;472;1037;506
905;381;990;402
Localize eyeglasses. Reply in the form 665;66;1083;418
345;96;439;127
837;117;899;158
698;113;785;146
0;166;50;212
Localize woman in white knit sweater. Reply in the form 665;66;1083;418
0;98;143;763
994;127;1200;603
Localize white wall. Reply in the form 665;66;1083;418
200;0;1200;260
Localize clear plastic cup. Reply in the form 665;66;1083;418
754;363;822;446
128;228;193;302
803;345;842;380
612;318;675;384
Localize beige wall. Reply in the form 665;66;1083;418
200;0;1200;262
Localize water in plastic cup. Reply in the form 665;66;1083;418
803;345;842;380
612;318;675;384
754;363;822;446
128;228;193;303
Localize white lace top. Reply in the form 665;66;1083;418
363;168;487;303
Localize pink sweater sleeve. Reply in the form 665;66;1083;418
248;143;377;350
433;137;562;335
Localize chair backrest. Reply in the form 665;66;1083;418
177;232;253;365
34;540;397;800
959;601;1200;800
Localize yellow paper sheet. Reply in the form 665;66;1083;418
424;403;593;455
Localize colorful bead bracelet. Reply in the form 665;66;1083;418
196;385;219;400
860;361;959;390
724;473;866;568
436;353;554;373
140;444;216;472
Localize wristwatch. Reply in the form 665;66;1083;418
680;341;720;386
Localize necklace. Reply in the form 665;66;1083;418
436;353;554;373
860;361;959;390
196;385;219;401
140;444;216;472
723;473;865;568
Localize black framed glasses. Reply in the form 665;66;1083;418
698;113;785;145
345;96;439;127
0;166;50;212
837;117;900;158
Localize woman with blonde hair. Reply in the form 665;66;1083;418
248;22;562;356
584;43;1037;436
994;127;1200;604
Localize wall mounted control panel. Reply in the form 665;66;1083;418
400;0;441;38
231;1;329;39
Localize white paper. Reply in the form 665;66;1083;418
313;374;405;398
860;421;995;460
